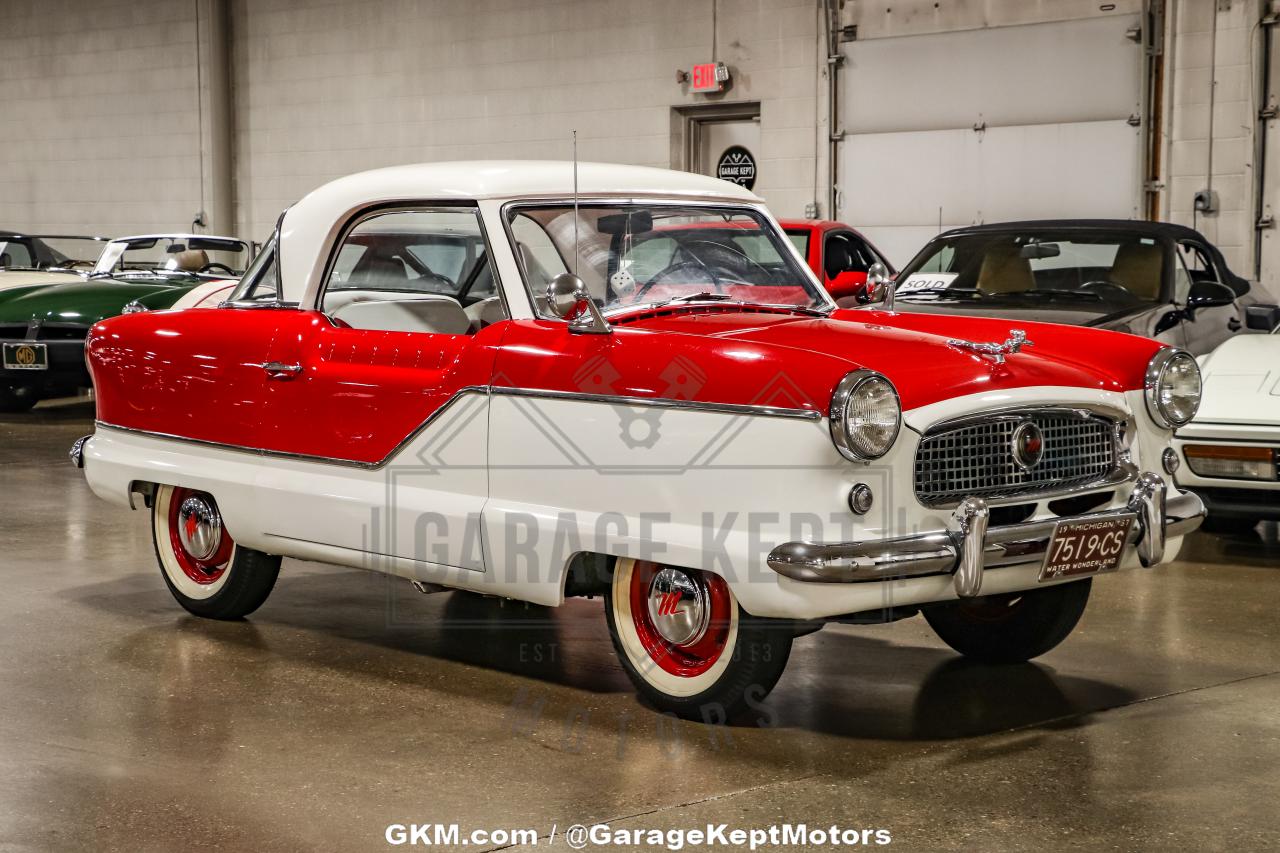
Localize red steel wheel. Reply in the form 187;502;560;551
151;484;281;619
627;560;733;678
605;558;793;719
166;487;235;586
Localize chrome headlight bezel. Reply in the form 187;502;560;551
1144;348;1201;429
829;369;902;461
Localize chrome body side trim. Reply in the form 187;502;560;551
766;475;1204;588
487;386;822;421
93;385;821;470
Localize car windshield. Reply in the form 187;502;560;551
93;236;250;277
0;235;106;270
507;204;829;316
893;231;1168;311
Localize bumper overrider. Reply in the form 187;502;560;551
767;472;1205;598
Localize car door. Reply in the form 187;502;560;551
247;206;502;572
1176;240;1241;354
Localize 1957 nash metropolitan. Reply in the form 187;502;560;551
74;162;1206;718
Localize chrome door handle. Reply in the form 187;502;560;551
259;361;302;379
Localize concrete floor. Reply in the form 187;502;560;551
2;399;1278;853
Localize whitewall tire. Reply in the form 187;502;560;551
605;558;793;720
151;485;281;619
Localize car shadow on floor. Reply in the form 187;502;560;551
1180;525;1280;568
69;567;1142;744
0;397;95;425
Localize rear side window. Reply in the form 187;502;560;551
318;206;504;336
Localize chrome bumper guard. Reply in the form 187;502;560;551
766;472;1205;597
69;434;92;469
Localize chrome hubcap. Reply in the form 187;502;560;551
646;567;709;646
177;495;223;561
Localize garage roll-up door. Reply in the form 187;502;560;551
838;15;1145;267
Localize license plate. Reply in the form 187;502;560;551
1039;515;1135;581
2;342;47;371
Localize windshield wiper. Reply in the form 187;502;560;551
998;289;1103;302
664;291;736;304
896;287;982;302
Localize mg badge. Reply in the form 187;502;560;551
14;346;37;366
1012;421;1045;470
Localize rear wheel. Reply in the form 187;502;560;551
605;558;792;720
923;579;1092;664
151;485;280;619
0;384;39;413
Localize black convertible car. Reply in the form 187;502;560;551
876;220;1274;355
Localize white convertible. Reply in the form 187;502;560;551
1174;324;1280;533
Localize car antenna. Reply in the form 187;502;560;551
572;129;579;275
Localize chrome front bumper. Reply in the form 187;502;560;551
766;472;1205;597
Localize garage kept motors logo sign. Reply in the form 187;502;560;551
716;146;756;190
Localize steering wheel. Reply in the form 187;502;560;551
200;262;237;276
1080;280;1138;302
638;260;726;297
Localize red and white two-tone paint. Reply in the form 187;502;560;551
74;161;1206;718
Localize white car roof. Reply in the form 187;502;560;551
280;160;763;305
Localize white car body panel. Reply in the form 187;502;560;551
1175;332;1280;499
0;270;83;293
84;381;1184;620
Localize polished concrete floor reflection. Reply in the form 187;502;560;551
2;400;1278;852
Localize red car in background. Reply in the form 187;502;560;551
780;219;894;303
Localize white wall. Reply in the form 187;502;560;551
0;0;822;241
230;0;822;239
0;0;1276;299
0;0;204;235
1162;0;1264;283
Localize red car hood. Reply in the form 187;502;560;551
618;307;1163;412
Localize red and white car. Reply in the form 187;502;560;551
73;162;1205;718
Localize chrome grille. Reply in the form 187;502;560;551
914;410;1119;507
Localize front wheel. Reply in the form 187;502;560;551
605;558;792;720
0;384;39;413
151;485;281;619
923;579;1092;664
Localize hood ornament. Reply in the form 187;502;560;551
947;329;1032;364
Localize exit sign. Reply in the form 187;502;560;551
690;62;729;93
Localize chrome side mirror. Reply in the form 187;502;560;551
547;273;585;318
866;262;896;310
546;272;611;335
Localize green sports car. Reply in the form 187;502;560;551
0;233;249;412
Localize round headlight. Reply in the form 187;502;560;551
830;370;901;460
1145;348;1201;428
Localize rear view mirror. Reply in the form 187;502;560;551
1019;242;1060;259
1245;304;1280;332
597;211;653;236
